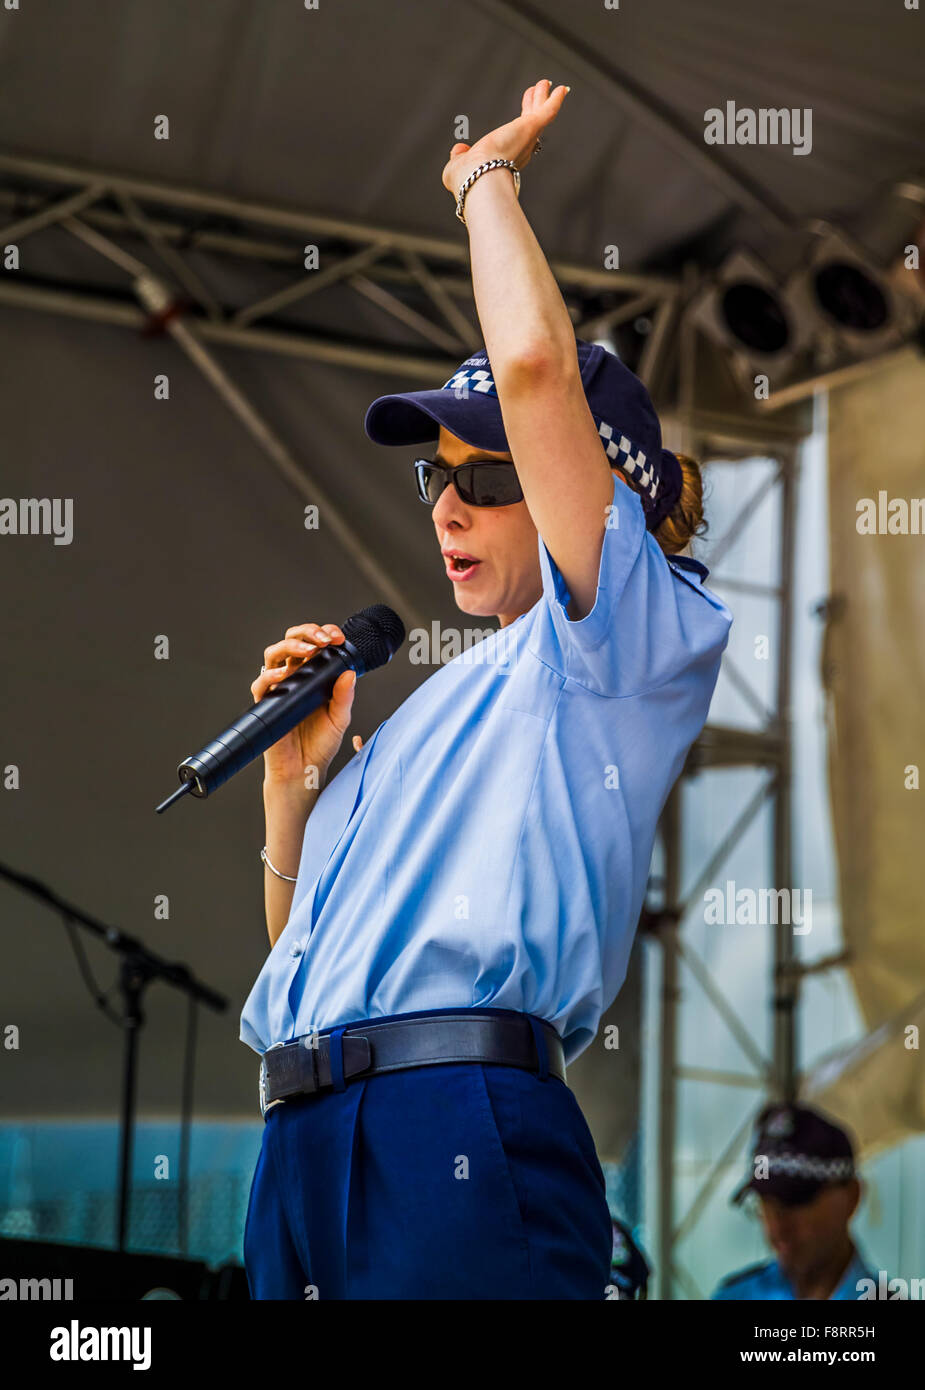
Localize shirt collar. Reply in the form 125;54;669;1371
668;555;710;582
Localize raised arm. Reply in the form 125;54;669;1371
442;80;617;621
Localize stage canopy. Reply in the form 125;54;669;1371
1;0;922;1139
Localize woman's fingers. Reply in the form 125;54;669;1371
514;81;569;157
253;623;346;702
524;80;543;112
524;79;555;114
283;622;344;647
251;662;292;702
536;81;568;124
528;78;568;110
262;626;343;665
265;638;311;663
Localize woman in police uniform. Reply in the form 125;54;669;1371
240;80;733;1300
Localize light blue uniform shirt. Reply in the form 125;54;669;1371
240;474;732;1064
712;1246;876;1300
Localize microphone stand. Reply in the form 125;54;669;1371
0;861;227;1254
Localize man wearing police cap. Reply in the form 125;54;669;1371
712;1102;877;1300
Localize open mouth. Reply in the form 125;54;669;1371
445;554;481;581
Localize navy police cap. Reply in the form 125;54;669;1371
733;1102;858;1208
363;337;684;532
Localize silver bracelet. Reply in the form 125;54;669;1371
455;158;521;225
261;845;298;882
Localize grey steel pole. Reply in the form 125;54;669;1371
656;784;682;1298
772;448;798;1100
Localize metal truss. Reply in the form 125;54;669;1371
0;150;680;629
645;315;807;1298
0;151;679;361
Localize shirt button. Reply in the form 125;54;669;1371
289;940;304;958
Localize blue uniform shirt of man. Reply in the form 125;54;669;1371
713;1245;876;1301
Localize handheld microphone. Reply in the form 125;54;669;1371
155;604;405;813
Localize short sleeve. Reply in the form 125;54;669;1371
528;471;733;697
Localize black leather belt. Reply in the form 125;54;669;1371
258;1011;566;1117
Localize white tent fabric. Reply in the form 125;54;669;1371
806;348;925;1149
806;992;925;1158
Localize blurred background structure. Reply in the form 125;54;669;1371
1;0;923;1298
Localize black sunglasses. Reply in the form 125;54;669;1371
412;456;524;508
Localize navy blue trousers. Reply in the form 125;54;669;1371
243;1008;613;1299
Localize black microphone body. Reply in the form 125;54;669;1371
179;640;357;799
156;604;405;810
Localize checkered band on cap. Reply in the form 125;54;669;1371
598;420;659;501
442;365;498;396
762;1154;855;1181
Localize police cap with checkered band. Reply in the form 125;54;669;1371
363;337;684;532
732;1103;858;1208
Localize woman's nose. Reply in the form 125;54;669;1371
432;478;468;529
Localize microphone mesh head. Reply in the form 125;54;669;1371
342;604;406;670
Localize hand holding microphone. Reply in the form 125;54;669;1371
254;622;359;788
155;604;405;812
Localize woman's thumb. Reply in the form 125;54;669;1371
450;142;471;156
332;667;357;701
327;667;357;732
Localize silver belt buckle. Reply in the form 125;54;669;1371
259;1042;287;1119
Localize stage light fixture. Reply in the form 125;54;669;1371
785;227;918;361
688;249;809;390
